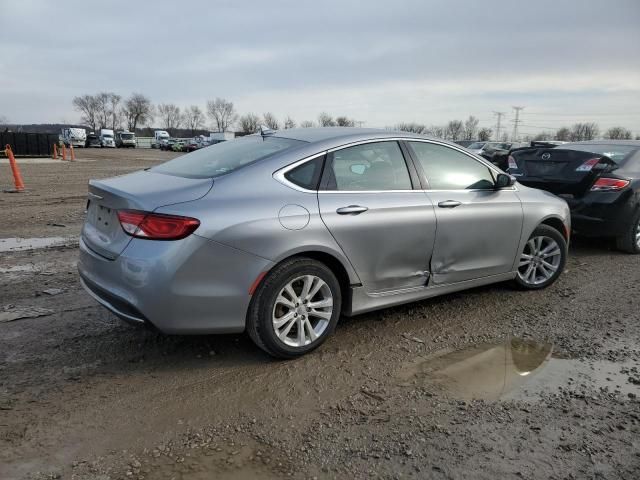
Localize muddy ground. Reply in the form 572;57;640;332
1;148;639;479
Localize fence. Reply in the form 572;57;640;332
0;132;59;157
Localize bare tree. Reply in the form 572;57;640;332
500;132;509;142
463;115;479;140
335;116;355;127
396;122;426;134
206;98;237;132
262;112;279;130
283;116;296;129
570;122;599;141
300;120;315;128
478;127;493;141
72;94;99;131
183;105;205;136
533;132;553;141
555;127;571;141
605;126;632;140
445;120;464;141
425;125;446;138
238;113;260;134
93;92;113;129
156;104;182;134
122;93;154;132
318;112;335;127
108;94;122;130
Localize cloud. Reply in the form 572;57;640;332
1;0;639;133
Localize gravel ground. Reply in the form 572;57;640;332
1;148;639;479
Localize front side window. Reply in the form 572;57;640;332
409;141;495;190
153;136;305;178
325;141;412;191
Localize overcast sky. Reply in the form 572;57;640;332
1;0;639;135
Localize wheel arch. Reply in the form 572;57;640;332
540;215;569;240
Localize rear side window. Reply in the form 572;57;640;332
284;156;325;190
153;136;305;178
323;141;412;191
409;141;495;190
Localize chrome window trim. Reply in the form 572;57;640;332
273;137;518;194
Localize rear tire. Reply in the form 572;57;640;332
615;209;640;254
247;257;341;359
513;224;567;290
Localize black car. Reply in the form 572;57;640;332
508;140;640;253
85;133;101;148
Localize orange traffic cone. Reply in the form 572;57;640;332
70;144;75;161
62;144;67;161
52;144;58;159
4;145;26;192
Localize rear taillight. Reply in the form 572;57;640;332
575;158;600;172
507;155;518;170
590;178;630;192
117;210;200;240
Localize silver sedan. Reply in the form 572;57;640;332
78;128;570;358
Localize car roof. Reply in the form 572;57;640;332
271;127;436;144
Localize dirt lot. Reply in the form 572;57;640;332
1;148;639;479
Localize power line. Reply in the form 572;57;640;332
511;106;525;141
493;111;506;141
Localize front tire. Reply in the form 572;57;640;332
514;224;567;289
247;257;341;359
615;210;640;254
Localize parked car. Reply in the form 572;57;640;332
159;139;177;151
507;140;640;253
78;128;570;358
467;141;507;155
171;140;186;152
85;133;101;148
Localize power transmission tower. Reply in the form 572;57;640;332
493;111;505;140
511;106;525;141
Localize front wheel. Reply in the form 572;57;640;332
514;224;567;289
247;257;341;359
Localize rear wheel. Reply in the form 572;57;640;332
514;224;567;289
616;210;640;254
247;257;341;359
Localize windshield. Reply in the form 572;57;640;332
103;134;113;138
562;144;638;164
121;134;134;139
467;142;486;149
153;136;306;178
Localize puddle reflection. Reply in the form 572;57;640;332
399;338;639;401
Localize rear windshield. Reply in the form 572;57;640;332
562;144;638;164
152;136;306;178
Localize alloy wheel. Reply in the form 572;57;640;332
636;219;640;249
517;236;562;286
272;275;333;347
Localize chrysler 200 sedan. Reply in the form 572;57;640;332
78;128;570;358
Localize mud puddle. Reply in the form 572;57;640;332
0;236;78;252
398;337;640;401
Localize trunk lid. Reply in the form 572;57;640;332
82;170;213;259
508;148;617;196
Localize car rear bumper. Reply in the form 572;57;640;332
78;235;274;334
566;190;637;237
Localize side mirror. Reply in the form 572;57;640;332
350;164;367;175
495;173;516;189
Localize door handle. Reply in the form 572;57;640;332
336;205;369;215
438;200;462;208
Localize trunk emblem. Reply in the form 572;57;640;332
541;153;551;160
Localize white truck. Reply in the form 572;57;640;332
99;128;116;148
61;128;87;148
152;130;170;148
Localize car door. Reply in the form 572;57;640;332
406;140;523;285
318;140;437;293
